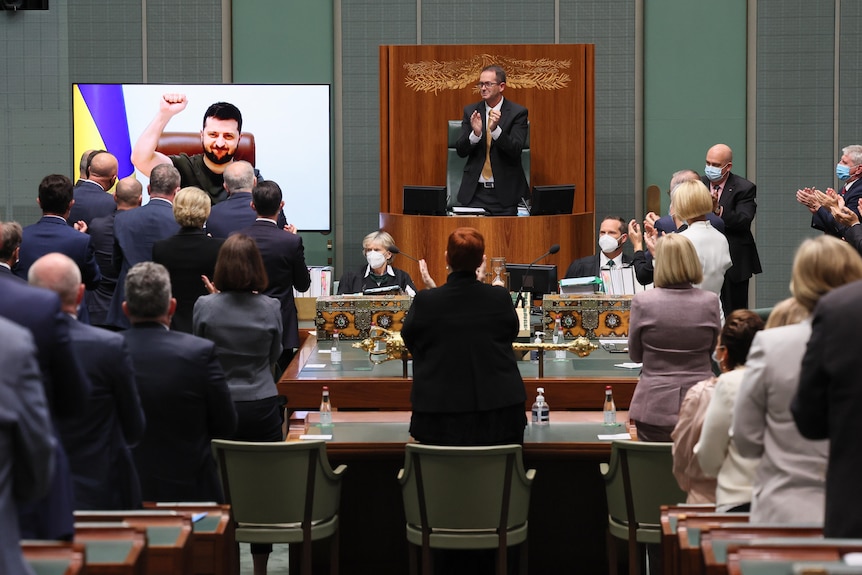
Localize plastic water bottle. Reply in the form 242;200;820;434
320;386;333;427
552;317;567;360
531;387;549;425
603;385;617;425
330;330;342;364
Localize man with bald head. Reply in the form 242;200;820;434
702;143;761;312
29;253;145;509
87;176;143;327
69;150;119;226
205;160;286;238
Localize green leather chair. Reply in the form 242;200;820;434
601;440;686;575
446;120;530;208
398;443;536;575
212;439;346;575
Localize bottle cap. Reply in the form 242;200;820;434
605;385;612;390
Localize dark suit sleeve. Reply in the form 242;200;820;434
200;343;238;439
292;237;311;292
52;313;91;418
82;236;102;290
721;181;757;234
631;251;654;286
843;224;862;256
492;105;528;163
112;337;146;447
792;303;832;440
112;233;123;276
811;205;843;237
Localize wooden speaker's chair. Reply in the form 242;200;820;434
602;439;686;575
156;132;256;166
398;443;536;575
446;120;530;208
212;439;346;575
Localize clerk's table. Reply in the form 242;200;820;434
287;410;634;575
278;333;640;411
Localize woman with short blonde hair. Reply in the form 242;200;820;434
172;186;212;228
653;233;704;287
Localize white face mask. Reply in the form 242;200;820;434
598;234;619;254
366;250;387;269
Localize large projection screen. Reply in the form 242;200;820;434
72;83;332;231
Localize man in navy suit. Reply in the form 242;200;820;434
206;160;286;238
565;216;632;278
240;181;310;370
796;145;862;239
701;143;762;312
0;316;55;575
68;150;118;226
0;271;89;540
122;261;236;502
456;65;530;216
16;174;101;294
87;176;143;327
107;163;181;329
0;221;24;282
30;253;146;510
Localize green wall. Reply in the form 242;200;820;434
644;0;748;213
232;0;335;267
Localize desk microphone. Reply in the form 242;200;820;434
388;245;420;263
515;244;560;310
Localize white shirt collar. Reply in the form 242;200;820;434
364;264;395;278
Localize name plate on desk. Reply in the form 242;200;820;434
543;294;632;339
315;295;412;340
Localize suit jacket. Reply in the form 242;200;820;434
843;222;862;256
86;211;120;326
107;199;180;329
152;228;225;333
69;180;116;226
205;191;287;239
455;98;530;209
0;276;90;540
0;318;54;575
402;271;526;414
628;285;720;427
810;178;862;238
701;173;762;282
240;219;311;348
56;320;145;510
16;216;101;290
794;282;862;536
655;212;725;234
733;322;827;526
0;265;24;282
564;253;632;279
123;323;237;503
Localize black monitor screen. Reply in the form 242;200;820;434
403;185;447;216
531;184;575;215
507;264;558;296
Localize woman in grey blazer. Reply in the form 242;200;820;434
193;233;283;573
628;234;721;441
733;236;862;525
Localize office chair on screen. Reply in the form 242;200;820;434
156;132;257;166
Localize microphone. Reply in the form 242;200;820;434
515;244;560;310
388;244;420;263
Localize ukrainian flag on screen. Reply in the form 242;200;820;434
73;84;135;179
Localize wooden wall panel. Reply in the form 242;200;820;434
379;44;595;214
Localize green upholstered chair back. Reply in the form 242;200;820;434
398;443;536;574
446;120;530;208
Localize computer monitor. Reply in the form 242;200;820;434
403;185;447;216
507;264;558;297
530;184;575;215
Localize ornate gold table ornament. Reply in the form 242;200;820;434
512;336;598;358
352;326;410;366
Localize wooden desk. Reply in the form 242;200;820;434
21;541;86;575
278;333;639;411
142;503;237;575
290;410;632;575
73;523;146;575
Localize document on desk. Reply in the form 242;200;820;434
614;362;642;369
597;432;633;440
300;434;333;440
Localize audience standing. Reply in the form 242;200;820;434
206;160;287;238
69;150;118;226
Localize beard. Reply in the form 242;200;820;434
203;148;236;165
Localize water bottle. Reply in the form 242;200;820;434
330;330;342;364
531;387;549;425
603;385;617;425
552;317;567;360
320;386;333;427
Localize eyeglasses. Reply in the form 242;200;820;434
476;82;500;88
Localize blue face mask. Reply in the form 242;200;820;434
704;165;724;182
837;163;852;181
